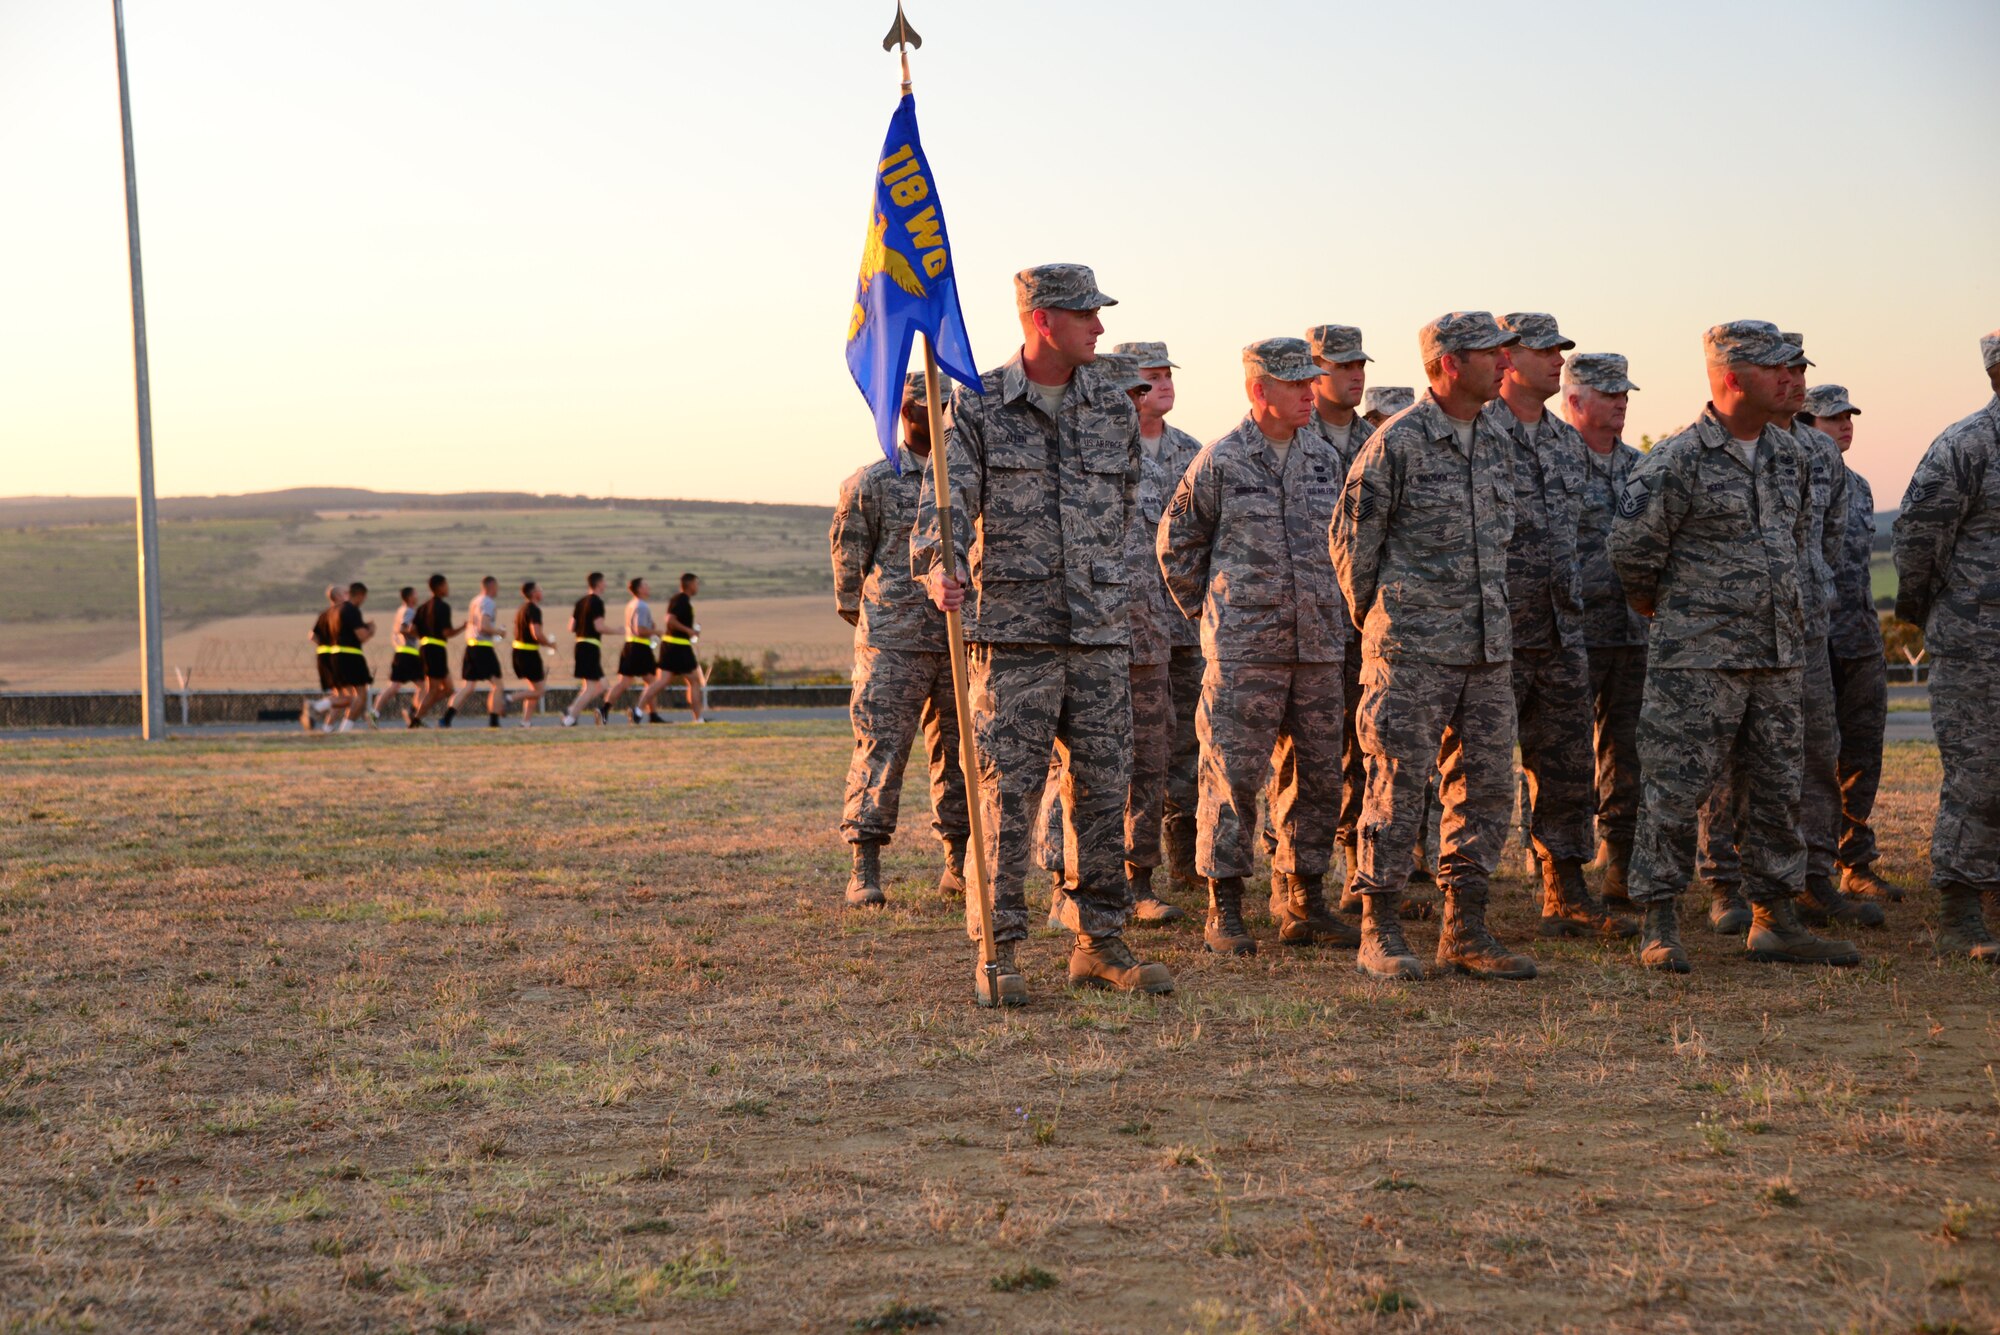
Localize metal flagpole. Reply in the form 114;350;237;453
113;0;167;741
883;4;1003;1006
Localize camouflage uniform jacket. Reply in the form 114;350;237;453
1315;412;1377;479
1793;422;1850;641
830;445;947;653
1576;438;1651;648
1483;401;1587;651
1135;422;1205;658
1607;405;1814;671
911;351;1139;647
1156;414;1346;664
1829;464;1884;658
1893;396;2000;658
1331;391;1516;667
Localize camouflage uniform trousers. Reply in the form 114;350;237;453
1632;666;1805;906
1828;651;1887;871
969;643;1132;943
840;645;969;850
1511;643;1597;863
1696;644;1837;885
1198;661;1343;879
1160;645;1205;864
1036;661;1173;877
1587;644;1648;850
1352;659;1517;897
1927;655;2000;893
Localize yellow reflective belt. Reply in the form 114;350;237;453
511;640;538;651
315;645;335;654
420;637;447;648
468;637;493;648
576;637;601;647
662;635;692;645
395;645;419;656
337;646;365;655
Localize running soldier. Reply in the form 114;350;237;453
830;370;970;908
605;577;659;723
916;262;1173;1002
445;575;506;728
1610;319;1860;971
332;581;375;732
1159;338;1357;954
1892;330;2000;962
372;586;422;724
1485;314;1634;939
1562;354;1648;910
563;572;612;726
649;574;707;723
301;584;344;732
1809;385;1897;901
1116;340;1205;907
408;574;461;728
1332;311;1537;982
511;581;553;727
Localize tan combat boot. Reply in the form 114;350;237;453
1539;858;1638;939
974;940;1029;1008
937;836;967;898
1637;900;1690;973
1704;879;1750;934
1128;862;1186;925
1436;887;1538;980
1204;877;1256;956
1936;883;2000;963
1798;873;1886;929
844;840;886;909
1355;893;1426;980
1337;836;1363;914
1745;898;1861;967
1840;862;1903;903
1069;934;1175;993
1600;836;1635;909
1270;872;1360;947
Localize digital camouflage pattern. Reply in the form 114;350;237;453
1829;466;1884;658
1794;422;1851;641
1577;441;1651;648
1985;331;2000;371
1157;415;1349;665
1036;658;1173;876
1632;666;1806;905
1333;391;1516;667
1499;311;1576;352
840;645;969;849
1894;395;2000;891
1014;262;1117;312
1509;645;1597;862
1698;645;1840;883
1607;407;1815;670
1802;384;1860;418
1361;386;1414;418
1197;661;1343;878
1892;397;2000;658
1306;324;1372;364
969;643;1132;943
1113;340;1178;368
1417;310;1519;363
1565;353;1640;394
1163;644;1205;867
1132;422;1204;661
1706;319;1804;368
1241;336;1328;382
1830;649;1888;871
913;352;1140;646
1588;643;1647;850
831;445;947;652
1351;659;1518;897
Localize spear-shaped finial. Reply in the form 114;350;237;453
882;2;921;91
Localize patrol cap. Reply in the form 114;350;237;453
901;370;927;410
1242;337;1325;383
1982;329;2000;371
1112;340;1178;369
1015;263;1117;312
1305;324;1372;365
1418;311;1519;364
1705;320;1801;367
1778;330;1816;368
1362;386;1416;416
1093;352;1150;393
1802;384;1861;417
1565;352;1639;394
1499;312;1576;351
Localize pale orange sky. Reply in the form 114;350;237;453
2;0;1995;510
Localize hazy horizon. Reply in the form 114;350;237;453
4;0;1995;511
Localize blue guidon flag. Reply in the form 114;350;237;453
845;93;981;471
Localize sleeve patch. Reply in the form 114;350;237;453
1616;479;1650;519
1167;488;1193;519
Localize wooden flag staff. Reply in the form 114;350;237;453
882;4;1008;1008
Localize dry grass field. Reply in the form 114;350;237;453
2;729;1996;1334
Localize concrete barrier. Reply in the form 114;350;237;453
0;684;849;729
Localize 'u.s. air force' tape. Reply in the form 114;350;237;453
1617;480;1650;519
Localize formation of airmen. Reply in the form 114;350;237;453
302;572;710;731
831;260;2000;1005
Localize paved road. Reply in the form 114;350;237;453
1;706;852;743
